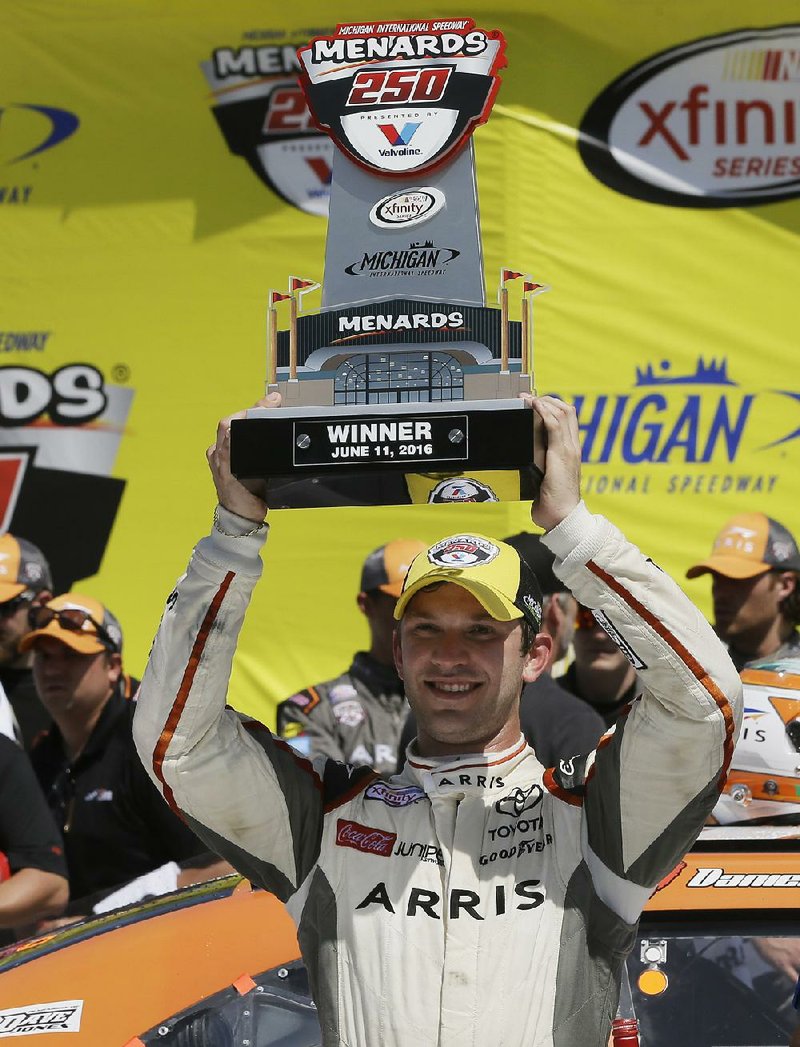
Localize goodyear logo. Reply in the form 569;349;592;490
554;355;800;497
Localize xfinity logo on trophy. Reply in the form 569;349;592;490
344;240;460;277
579;25;800;207
369;187;445;227
297;18;506;176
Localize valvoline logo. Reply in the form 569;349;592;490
579;25;800;207
378;122;421;147
554;356;800;497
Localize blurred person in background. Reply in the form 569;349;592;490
277;539;426;775
397;532;605;770
26;593;215;909
0;732;68;941
0;533;54;749
561;603;641;728
687;512;800;672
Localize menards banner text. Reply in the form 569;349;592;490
0;2;797;721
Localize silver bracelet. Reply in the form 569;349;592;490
213;505;266;538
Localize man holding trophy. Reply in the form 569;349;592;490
134;390;740;1044
133;21;742;1044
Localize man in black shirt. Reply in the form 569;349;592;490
0;533;54;750
277;539;426;774
560;604;640;728
26;593;207;904
0;734;68;937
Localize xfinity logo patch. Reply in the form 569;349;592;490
369;187;445;228
365;781;425;807
579;25;800;207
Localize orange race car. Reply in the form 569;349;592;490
2;828;800;1046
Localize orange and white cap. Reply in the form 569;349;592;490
0;534;52;603
687;513;800;580
20;593;123;655
360;539;428;599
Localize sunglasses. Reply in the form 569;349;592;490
574;606;598;630
0;590;37;618
28;605;115;650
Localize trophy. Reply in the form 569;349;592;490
230;18;549;508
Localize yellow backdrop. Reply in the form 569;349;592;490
1;1;798;721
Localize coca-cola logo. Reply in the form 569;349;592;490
336;818;397;857
579;25;800;207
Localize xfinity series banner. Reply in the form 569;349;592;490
1;1;798;722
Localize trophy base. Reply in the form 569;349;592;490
230;399;542;509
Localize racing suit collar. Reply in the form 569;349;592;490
402;734;533;797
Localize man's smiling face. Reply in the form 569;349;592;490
394;581;548;757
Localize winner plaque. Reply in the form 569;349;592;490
230;17;550;508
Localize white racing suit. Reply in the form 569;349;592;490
133;502;742;1047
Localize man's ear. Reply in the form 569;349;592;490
107;652;123;684
356;591;369;617
522;633;552;683
776;571;797;601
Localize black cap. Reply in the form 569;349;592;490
502;532;566;597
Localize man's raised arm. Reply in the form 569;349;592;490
530;395;743;921
132;397;357;900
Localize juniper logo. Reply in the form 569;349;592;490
579;25;800;207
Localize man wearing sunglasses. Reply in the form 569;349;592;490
0;533;54;750
24;594;209;908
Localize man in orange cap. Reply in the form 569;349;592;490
0;533;53;749
687;512;800;671
277;539;426;774
25;594;209;906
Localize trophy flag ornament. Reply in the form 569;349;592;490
231;18;548;508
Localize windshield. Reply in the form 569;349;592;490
629;925;800;1046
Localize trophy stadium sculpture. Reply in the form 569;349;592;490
230;18;549;508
